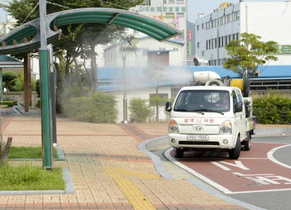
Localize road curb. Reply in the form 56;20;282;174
138;136;172;179
255;128;291;136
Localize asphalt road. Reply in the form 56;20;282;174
148;135;291;210
229;136;291;210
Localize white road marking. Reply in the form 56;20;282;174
267;144;291;170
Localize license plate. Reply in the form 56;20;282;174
187;135;209;140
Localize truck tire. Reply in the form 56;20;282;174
243;132;251;151
229;137;241;159
175;148;184;158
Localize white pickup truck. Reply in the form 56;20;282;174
165;85;256;159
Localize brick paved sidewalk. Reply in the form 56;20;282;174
0;109;246;210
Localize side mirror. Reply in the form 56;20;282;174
234;101;243;113
165;101;172;112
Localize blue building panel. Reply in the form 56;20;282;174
97;65;291;91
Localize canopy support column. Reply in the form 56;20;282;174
24;54;31;112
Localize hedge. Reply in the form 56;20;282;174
0;101;18;107
253;94;291;124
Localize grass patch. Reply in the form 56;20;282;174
0;164;65;190
9;146;58;159
1;147;66;191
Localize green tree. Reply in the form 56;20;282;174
2;0;144;111
2;71;18;91
223;33;278;96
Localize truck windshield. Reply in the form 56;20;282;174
174;90;230;112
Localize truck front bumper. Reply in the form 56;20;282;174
168;133;236;150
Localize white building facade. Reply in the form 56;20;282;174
195;2;291;66
104;36;184;67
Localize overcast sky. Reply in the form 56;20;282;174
188;0;288;23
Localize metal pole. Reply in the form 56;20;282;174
39;0;53;169
49;44;57;146
0;68;2;102
122;47;128;124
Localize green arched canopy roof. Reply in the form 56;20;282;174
0;7;181;55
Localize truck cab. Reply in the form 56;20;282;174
166;86;255;159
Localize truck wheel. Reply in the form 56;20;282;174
243;132;251;151
229;137;241;159
175;148;184;158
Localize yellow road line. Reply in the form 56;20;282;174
104;166;156;210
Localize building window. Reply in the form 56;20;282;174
197;42;200;49
179;30;185;41
223;16;227;24
201;23;204;29
197;25;199;31
220;17;223;25
176;0;184;4
165;12;175;18
141;0;151;5
229;14;233;22
177;12;184;18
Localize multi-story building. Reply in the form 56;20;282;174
195;2;291;66
129;0;188;62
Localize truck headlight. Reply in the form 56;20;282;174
169;119;179;133
220;120;232;134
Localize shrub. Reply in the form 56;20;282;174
253;94;291;124
63;92;118;123
129;97;154;123
0;100;17;107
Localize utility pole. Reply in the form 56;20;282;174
39;0;53;169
